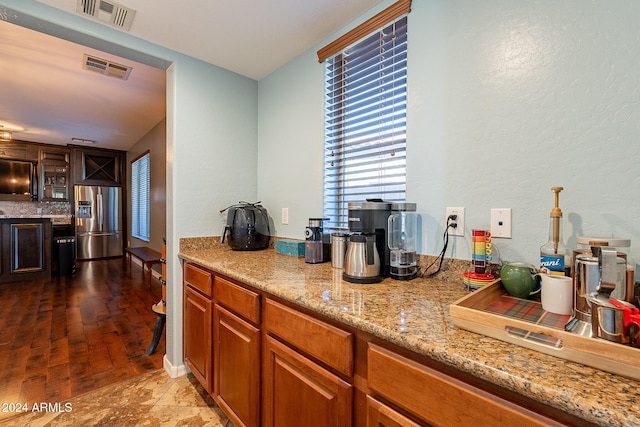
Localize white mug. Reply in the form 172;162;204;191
540;274;573;315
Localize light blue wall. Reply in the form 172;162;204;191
257;0;640;270
0;0;258;373
258;49;325;238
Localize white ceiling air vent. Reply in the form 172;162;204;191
76;0;136;31
83;54;133;80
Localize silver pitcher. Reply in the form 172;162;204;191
343;234;381;284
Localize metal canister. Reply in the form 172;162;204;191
331;233;347;269
574;254;600;322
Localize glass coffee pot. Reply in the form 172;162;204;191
388;203;418;280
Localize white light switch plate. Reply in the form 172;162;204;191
490;208;512;238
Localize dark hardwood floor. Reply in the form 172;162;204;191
0;257;165;420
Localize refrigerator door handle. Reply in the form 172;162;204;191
97;192;103;231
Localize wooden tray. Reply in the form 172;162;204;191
449;279;640;381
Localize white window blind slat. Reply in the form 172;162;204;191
323;16;408;231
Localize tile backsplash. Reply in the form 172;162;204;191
0;201;71;217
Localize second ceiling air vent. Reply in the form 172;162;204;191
76;0;136;31
83;54;133;80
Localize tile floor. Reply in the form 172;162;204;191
0;369;233;426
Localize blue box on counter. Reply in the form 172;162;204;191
275;239;305;257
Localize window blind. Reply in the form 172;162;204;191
131;151;150;242
322;15;408;230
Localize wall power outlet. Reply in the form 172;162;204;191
445;207;465;236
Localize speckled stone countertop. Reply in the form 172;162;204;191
179;238;640;427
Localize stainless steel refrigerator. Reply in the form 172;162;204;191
75;185;123;260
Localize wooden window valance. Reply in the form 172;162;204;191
317;0;412;63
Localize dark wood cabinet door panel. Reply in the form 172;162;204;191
0;220;51;282
10;222;45;272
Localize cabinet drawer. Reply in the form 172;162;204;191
184;262;213;297
265;299;353;376
367;343;561;427
41;150;69;164
214;275;260;324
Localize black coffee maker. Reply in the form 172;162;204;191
343;200;391;283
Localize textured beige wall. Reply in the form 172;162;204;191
126;119;166;254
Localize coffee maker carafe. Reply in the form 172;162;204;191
343;234;381;283
388;203;418;280
343;200;391;283
305;218;330;263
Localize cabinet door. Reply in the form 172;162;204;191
8;222;46;273
366;396;421;427
183;285;213;393
41;164;69;201
214;305;260;427
263;335;352;427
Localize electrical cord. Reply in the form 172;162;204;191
421;215;457;278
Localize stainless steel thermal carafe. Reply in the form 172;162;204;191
343;234;381;283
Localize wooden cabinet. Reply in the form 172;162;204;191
263;335;352;427
264;299;354;377
213;276;261;427
263;298;353;427
366;396;421;427
39;147;70;201
366;343;563;427
0;142;28;159
214;305;260;427
72;146;124;186
181;260;577;427
183;263;214;393
0;219;51;283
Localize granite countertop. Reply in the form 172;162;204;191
179;240;640;427
0;214;71;220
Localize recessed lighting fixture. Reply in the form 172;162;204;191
72;137;96;144
0;125;11;141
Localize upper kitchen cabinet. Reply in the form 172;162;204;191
0;141;38;161
39;146;70;201
71;145;125;186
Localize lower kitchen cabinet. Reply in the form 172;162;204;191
183;263;214;393
214;276;261;427
181;260;581;427
263;298;353;427
263;335;352;427
366;396;421;427
0;218;51;283
366;343;562;427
